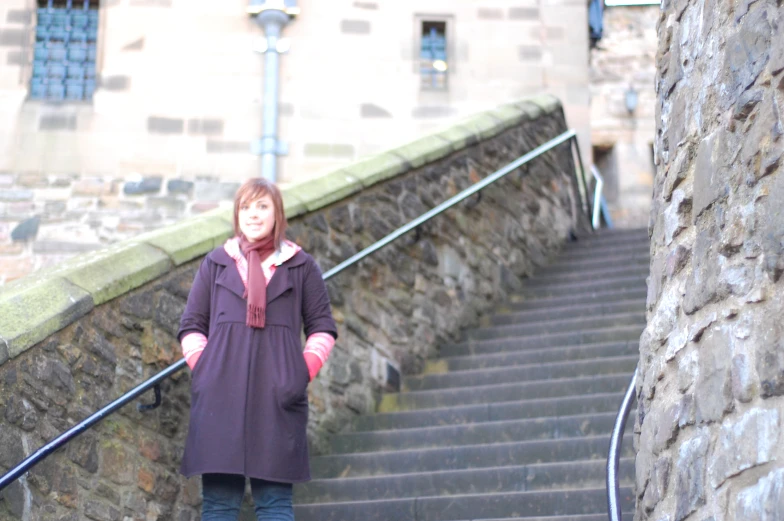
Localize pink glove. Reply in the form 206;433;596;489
304;352;323;381
186;351;203;370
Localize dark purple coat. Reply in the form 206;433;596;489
177;246;337;483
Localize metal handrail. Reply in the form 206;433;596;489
0;128;587;493
590;165;604;230
323;129;579;279
606;365;638;521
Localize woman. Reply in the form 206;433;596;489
177;178;338;520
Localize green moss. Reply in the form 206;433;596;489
343;153;409;188
527;94;561;115
376;394;400;413
62;243;173;306
389;134;453;169
136;216;233;266
0;276;93;360
488;104;527;131
458;113;504;141
281;188;308;218
435;125;477;151
422;360;449;375
288;170;363;212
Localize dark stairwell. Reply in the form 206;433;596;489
292;227;647;521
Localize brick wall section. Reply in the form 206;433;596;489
636;2;784;520
0;95;586;520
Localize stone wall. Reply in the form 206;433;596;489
637;1;784;520
0;95;585;521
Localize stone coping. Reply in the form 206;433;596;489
0;94;563;366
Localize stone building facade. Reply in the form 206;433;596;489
590;3;658;228
636;1;784;520
0;0;594;285
0;0;591;183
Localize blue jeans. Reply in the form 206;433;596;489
201;473;294;521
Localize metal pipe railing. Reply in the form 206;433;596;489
323;129;577;280
0;128;586;494
606;365;638;521
590;165;605;230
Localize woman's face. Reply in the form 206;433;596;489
238;193;276;242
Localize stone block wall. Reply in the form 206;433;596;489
636;1;784;520
0;95;585;520
0;0;592;185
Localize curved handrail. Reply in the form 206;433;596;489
0;129;586;493
590;165;604;230
606;365;638;521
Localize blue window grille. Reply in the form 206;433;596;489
420;22;448;90
30;0;100;102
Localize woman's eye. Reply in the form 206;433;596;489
240;205;249;210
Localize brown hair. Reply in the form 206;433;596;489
233;178;287;249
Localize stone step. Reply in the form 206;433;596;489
556;239;650;258
440;324;643;357
489;300;645;326
298;457;635;504
427;341;636;372
466;312;645;341
380;373;631;411
439;514;634;521
406;355;638;391
561;234;649;253
351;392;629;432
311;434;634;478
330;411;635;454
524;264;649;287
508;288;648;311
569;227;648;244
293;486;635;521
521;275;647;299
546;252;650;273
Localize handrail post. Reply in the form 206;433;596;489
570;136;593;224
590;165;605;230
607;365;638;521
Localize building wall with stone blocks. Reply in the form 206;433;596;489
636;1;784;520
0;0;594;285
0;96;586;520
590;5;658;229
0;0;591;186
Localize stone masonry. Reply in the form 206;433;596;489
0;95;586;520
636;1;784;520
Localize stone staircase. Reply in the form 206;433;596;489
293;228;648;521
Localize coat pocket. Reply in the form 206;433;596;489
276;332;310;410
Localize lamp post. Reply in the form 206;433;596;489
248;0;299;182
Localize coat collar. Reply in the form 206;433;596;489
209;244;307;303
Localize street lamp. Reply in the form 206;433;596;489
248;0;299;182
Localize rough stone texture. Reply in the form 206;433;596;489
637;2;784;521
736;468;784;521
0;102;584;520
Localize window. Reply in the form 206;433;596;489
419;20;448;90
31;0;99;102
